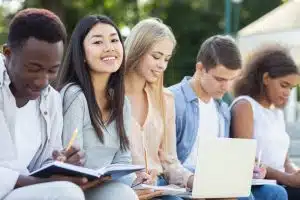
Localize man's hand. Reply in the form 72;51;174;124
80;176;111;191
49;175;88;185
50;175;111;191
52;145;85;166
135;189;163;200
15;175;88;189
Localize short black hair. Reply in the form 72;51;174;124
7;8;67;49
196;35;242;71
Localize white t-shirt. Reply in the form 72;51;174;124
231;96;290;172
14;100;42;173
184;98;219;167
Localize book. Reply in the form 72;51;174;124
133;184;190;196
30;161;144;180
252;179;277;185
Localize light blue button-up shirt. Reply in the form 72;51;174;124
168;76;230;168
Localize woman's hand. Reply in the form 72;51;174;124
133;169;158;186
253;164;267;179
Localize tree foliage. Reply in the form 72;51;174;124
0;0;282;85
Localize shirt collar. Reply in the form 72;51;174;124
180;76;198;102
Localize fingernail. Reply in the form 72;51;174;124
82;178;88;183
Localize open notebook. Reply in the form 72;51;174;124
30;161;144;180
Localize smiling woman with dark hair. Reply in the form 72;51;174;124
55;15;138;200
231;45;300;200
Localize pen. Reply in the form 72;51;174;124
257;149;262;167
131;178;148;188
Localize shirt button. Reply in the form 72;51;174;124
44;111;48;115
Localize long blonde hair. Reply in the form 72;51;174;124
124;18;176;150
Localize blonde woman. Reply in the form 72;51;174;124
125;18;193;200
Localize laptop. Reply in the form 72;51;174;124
191;137;257;199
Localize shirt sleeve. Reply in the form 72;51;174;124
62;91;86;150
0;110;20;198
159;91;193;187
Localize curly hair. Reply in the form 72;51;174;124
233;44;298;98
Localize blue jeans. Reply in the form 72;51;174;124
156;176;184;200
251;185;288;200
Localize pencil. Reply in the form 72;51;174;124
144;147;148;174
66;128;78;151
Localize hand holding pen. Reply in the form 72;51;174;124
253;150;267;179
133;169;158;187
133;132;158;187
52;128;86;166
50;128;110;190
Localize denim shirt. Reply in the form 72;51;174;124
168;76;231;164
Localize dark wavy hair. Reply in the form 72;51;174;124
55;15;129;151
233;45;298;98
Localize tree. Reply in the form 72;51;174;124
21;0;142;38
0;0;283;85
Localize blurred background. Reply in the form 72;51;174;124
0;0;284;86
2;0;300;164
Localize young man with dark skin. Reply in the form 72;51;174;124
0;8;104;200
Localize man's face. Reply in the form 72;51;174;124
4;37;64;100
199;63;241;99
